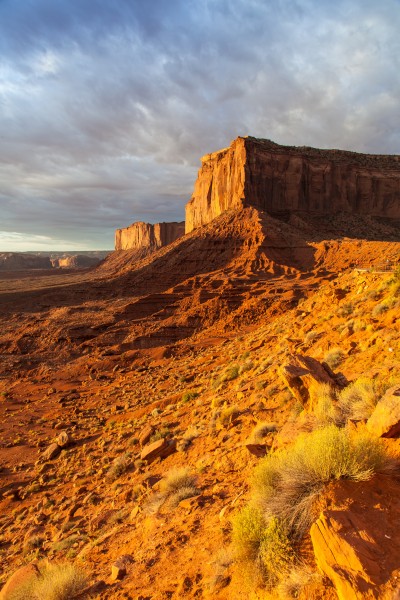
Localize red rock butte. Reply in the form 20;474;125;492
185;136;400;233
115;221;185;251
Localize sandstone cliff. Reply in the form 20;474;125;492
115;221;184;251
185;136;400;232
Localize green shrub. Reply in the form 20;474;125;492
372;297;397;316
251;425;388;537
232;508;293;584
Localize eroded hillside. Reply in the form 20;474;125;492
0;204;400;599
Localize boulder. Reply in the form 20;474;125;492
366;385;400;437
56;431;72;448
279;353;343;409
310;475;400;600
140;438;176;463
110;555;134;581
0;563;40;599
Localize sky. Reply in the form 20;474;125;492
1;0;400;251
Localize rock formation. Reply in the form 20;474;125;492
51;255;101;269
0;253;52;270
115;221;185;251
185;136;400;232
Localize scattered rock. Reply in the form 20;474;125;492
245;442;269;457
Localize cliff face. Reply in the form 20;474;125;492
185;137;400;232
115;221;185;251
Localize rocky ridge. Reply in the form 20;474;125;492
185;136;400;232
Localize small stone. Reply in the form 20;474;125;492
111;554;134;580
245;443;268;457
140;438;176;463
139;425;154;446
42;443;61;461
56;431;71;448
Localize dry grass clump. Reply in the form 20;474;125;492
313;384;339;426
159;467;198;508
337;377;381;421
323;348;344;369
372;296;397;316
8;561;88;600
250;422;278;443
217;404;241;427
276;564;323;598
105;453;130;482
231;424;391;594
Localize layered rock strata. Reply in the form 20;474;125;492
185;136;400;232
115;221;185;251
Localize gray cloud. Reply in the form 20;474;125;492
0;0;399;250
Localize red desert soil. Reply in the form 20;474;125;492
0;206;400;599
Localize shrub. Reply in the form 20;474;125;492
323;348;344;369
8;561;88;600
276;564;323;598
232;508;293;584
251;425;388;537
372;297;397;316
337;302;353;317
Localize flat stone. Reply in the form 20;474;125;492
245;443;268;457
140;438;176;463
42;443;61;461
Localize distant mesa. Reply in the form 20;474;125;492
51;255;101;269
0;253;52;271
115;221;185;251
0;252;107;271
185;136;400;233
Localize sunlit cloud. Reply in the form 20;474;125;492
0;0;399;250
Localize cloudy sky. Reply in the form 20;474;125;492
1;0;399;251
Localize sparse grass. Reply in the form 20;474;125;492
149;427;170;443
323;348;344;369
372;297;397;316
313;384;339;426
181;390;199;403
338;377;381;422
7;560;88;600
337;302;353;317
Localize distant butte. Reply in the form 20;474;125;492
185;136;400;232
115;221;185;251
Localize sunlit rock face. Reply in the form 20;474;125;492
115;221;185;251
185;136;400;233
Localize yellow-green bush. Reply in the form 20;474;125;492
7;561;88;600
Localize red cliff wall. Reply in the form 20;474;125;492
185;137;400;232
115;221;185;251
